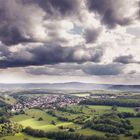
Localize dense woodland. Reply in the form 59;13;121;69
80;98;140;107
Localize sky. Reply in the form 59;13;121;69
0;0;140;84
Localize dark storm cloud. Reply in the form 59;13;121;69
86;0;134;28
0;0;44;45
26;64;84;76
0;44;9;56
113;55;140;64
0;44;10;68
22;0;80;17
26;67;65;76
84;28;101;44
0;27;32;45
0;44;104;68
0;46;33;68
0;6;26;45
27;44;104;64
26;63;124;76
0;0;138;46
0;0;80;45
83;64;124;75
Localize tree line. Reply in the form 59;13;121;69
80;99;140;107
24;127;119;140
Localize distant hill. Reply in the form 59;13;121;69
110;85;140;91
0;82;140;91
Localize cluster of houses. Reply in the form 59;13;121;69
11;94;85;113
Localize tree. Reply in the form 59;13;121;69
69;128;75;132
51;120;56;125
112;105;117;111
38;117;43;121
24;138;29;140
138;131;140;137
133;134;139;139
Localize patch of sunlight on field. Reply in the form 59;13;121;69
38;122;76;131
72;94;90;97
10;109;79;132
25;109;60;123
19;118;47;128
10;114;31;122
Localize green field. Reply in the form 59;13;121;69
9;108;111;139
0;95;16;105
10;109;79;131
63;105;136;115
88;105;136;113
130;118;140;133
0;133;50;140
77;128;104;136
8;105;140;140
71;93;90;97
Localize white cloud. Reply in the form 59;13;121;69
0;0;140;84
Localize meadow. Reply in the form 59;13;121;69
0;91;140;140
10;109;79;131
7;105;140;140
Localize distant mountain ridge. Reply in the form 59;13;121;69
0;82;140;91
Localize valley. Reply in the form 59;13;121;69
0;90;140;140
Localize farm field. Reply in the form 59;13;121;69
62;105;137;115
10;109;79;131
9;106;140;140
71;93;90;97
0;95;16;105
130;118;140;133
1;92;140;140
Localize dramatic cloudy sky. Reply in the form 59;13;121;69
0;0;140;84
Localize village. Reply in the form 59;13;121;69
11;94;86;113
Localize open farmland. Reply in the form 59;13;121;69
0;91;140;140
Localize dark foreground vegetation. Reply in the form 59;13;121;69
0;122;23;137
24;127;119;140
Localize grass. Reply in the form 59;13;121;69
9;107;140;140
66;105;136;115
90;105;136;113
115;117;140;140
0;95;16;105
10;109;79;131
0;133;50;140
53;110;79;120
71;93;90;97
77;128;104;136
130;118;140;133
10;108;103;137
117;107;136;113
